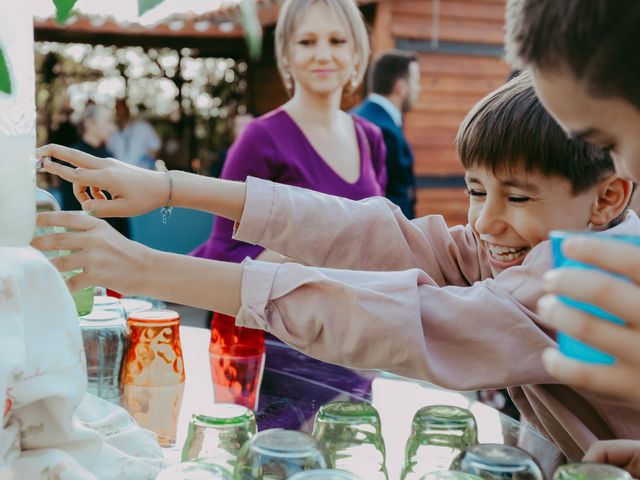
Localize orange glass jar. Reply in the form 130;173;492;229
121;309;185;446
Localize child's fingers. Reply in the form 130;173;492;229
541;349;640;403
537;295;640;364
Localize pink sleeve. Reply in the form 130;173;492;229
235;243;556;390
234;178;488;286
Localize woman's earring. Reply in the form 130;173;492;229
350;70;359;92
284;70;294;93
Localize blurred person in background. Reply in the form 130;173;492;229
108;98;161;170
352;49;420;218
63;104;130;238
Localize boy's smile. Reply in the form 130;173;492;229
466;165;601;276
484;242;530;268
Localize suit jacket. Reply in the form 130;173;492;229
352;98;416;218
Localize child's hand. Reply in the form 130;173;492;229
584;440;640;479
536;237;640;403
37;144;169;218
31;211;151;295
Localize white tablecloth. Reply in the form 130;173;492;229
0;247;163;479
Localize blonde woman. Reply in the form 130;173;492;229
193;0;386;264
189;0;387;408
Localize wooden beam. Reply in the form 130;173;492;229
371;0;394;54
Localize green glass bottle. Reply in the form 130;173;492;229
36;188;93;315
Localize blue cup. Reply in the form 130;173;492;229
550;231;640;364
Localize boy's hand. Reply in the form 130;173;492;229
536;237;640;403
584;440;640;479
37;144;168;218
31;211;151;295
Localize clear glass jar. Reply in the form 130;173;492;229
401;405;478;479
34;191;94;316
451;444;544;480
181;403;257;473
290;470;361;479
234;429;327;479
156;462;232;480
93;295;127;319
0;2;36;247
313;402;388;480
554;463;632;480
79;309;128;404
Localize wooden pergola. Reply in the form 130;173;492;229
34;0;380;57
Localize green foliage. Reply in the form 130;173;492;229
0;46;11;94
138;0;165;16
238;0;263;61
53;0;78;24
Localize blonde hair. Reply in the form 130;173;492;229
275;0;370;96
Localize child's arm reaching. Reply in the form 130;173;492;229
33;205;554;390
235;245;556;390
37;145;485;288
234;177;487;286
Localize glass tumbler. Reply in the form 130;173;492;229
289;470;361;479
181;403;257;473
418;472;483;480
451;444;544;480
550;231;640;364
35;190;94;316
121;309;185;447
554;463;632;480
209;312;265;410
401;405;478;479
119;298;154;317
79;309;128;404
234;429;327;479
156;462;232;480
313;401;388;480
93;295;127;319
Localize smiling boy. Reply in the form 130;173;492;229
224;72;640;461
34;72;640;463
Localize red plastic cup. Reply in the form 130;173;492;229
209;313;265;410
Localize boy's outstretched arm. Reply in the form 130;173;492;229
32;212;244;316
234;177;485;286
33;207;551;388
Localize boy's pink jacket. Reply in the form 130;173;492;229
233;177;640;460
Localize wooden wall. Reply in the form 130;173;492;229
381;0;510;225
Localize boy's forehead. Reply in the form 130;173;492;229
530;67;597;134
465;164;554;191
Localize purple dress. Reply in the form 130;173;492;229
192;108;387;262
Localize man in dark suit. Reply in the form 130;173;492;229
352;50;421;218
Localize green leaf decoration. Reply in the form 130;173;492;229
0;46;11;95
138;0;165;16
238;0;263;62
53;0;78;24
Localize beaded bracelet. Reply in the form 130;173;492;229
161;171;174;224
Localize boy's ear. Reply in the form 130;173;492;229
590;175;635;226
392;77;408;98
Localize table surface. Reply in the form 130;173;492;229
168;326;560;479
